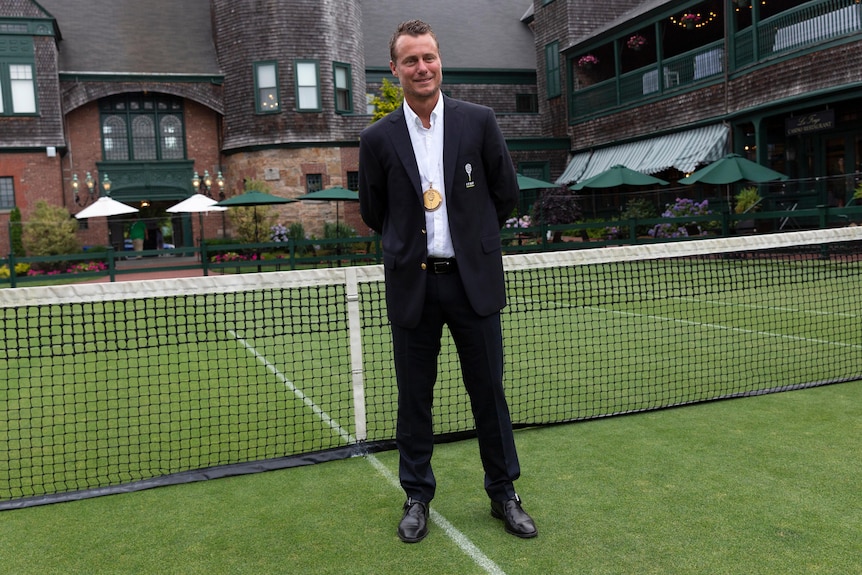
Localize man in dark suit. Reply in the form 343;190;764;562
358;19;537;543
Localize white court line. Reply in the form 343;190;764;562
583;306;862;350
229;330;508;575
511;298;862;351
670;295;861;319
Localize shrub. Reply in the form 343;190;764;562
734;187;761;214
323;221;356;253
22;200;81;272
531;186;583;241
0;262;30;279
271;223;289;243
9;207;25;257
621;197;658;236
287;222;313;255
227;179;280;244
649;197;717;238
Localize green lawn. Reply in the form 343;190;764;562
1;381;860;574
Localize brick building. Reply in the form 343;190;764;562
1;0;861;253
0;0;555;253
544;0;862;218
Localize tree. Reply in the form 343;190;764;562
369;78;403;123
530;186;583;242
227;179;278;244
9;206;25;257
22;200;81;270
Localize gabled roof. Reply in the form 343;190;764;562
361;0;536;70
37;0;221;75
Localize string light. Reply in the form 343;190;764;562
670;11;719;29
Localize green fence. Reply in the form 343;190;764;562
4;205;862;288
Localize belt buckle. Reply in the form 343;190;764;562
432;259;449;273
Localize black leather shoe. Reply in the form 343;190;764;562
491;495;538;538
397;498;429;543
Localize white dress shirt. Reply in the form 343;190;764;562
404;95;454;258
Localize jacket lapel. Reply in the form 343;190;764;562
387;106;422;196
442;97;461;198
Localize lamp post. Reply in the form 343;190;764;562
192;169;226;200
191;169;228;240
72;171;111;206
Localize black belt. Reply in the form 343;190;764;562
427;257;457;274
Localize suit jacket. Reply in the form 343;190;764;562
359;95;518;328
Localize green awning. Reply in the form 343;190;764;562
557;124;729;185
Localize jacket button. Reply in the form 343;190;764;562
421;229;427;235
420;262;427;270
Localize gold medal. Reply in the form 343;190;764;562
422;186;442;211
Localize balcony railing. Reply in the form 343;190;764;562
571;0;862;121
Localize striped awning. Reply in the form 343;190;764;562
557;124;730;185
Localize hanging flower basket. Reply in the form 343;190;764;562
627;35;647;51
680;13;702;29
578;54;599;69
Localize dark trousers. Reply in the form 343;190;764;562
390;271;520;503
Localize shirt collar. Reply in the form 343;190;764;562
403;93;444;130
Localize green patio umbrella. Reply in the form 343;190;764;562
517;174;557;190
572;165;669;190
216;191;297;241
296;186;359;201
678;154;789;185
216;190;298;207
297;187;358;227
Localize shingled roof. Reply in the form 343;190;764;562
36;0;535;76
37;0;221;75
361;0;536;70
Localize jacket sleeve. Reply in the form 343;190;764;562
480;107;519;227
358;128;387;234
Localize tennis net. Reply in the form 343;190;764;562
2;227;861;508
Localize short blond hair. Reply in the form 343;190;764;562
389;19;439;64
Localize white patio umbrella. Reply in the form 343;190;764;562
74;196;139;219
166;194;228;243
166;193;228;214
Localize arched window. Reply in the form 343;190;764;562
160;115;184;159
102;115;129;161
132;116;156;160
99;94;185;160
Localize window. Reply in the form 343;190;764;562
132;116;157;160
100;94;185;161
254;61;280;113
333;63;352;113
295;60;320;111
306;173;322;193
0;36;37;115
160;115;184;159
346;171;359;191
545;42;561;98
0;177;14;210
516;93;538;113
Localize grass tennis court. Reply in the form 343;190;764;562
2;231;861;506
1;380;860;574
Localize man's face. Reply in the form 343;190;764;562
390;33;442;105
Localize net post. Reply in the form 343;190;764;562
344;267;367;442
107;247;116;282
8;250;17;288
201;241;209;276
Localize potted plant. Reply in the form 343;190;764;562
680;13;702;29
578;54;599;70
626;35;647;52
734;186;761;233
